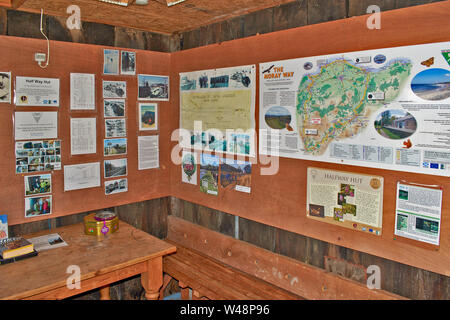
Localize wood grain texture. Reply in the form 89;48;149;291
14;0;298;35
0;8;6;34
0;35;171;226
0;220;176;299
272;0;308;32
169;1;450;276
164;241;303;299
167;216;405;299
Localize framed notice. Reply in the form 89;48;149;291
15;76;60;106
306;167;384;235
14;111;58;140
394;182;442;246
64;162;101;191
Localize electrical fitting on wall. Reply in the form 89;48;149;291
35;9;50;68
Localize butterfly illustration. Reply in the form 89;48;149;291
421;57;434;67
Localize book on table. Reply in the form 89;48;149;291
0;237;34;259
0;250;38;265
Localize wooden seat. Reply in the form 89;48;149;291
163;240;303;300
161;216;404;300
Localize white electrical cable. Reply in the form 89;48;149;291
39;9;50;68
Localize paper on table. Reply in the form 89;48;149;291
27;233;68;252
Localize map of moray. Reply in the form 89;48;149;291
296;58;412;155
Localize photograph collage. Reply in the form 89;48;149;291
181;150;252;196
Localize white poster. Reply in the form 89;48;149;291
179;65;256;156
138;135;159;170
15;76;59;106
70;73;95;110
64;162;101;191
394;183;442;246
14;111;58;140
260;41;450;177
71;117;96;155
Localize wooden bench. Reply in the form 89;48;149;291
161;216;405;300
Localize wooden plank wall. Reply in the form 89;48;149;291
0;9;178;52
177;0;446;50
169;1;450;279
2;0;448;300
170;197;449;299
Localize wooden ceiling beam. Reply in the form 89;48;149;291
12;0;297;35
0;0;28;9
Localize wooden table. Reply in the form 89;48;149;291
0;221;176;300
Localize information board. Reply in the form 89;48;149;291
306;167;384;235
260;41;450;177
179;65;256;156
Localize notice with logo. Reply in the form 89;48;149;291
306;167;384;235
394;182;442;246
14;111;58;140
15;76;60;106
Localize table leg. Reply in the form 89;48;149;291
141;256;163;300
99;285;111;300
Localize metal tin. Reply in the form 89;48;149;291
84;211;119;236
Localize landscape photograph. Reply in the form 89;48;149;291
265;106;292;130
104;138;127;156
138;74;169;101
411;68;450;101
104;158;127;178
199;153;219;195
220;158;251;192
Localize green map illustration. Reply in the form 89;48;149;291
296;58;412;155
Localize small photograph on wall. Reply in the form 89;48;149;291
104;99;125;118
121;51;136;75
15;140;62;174
105;178;128;195
25;195;52;218
139;103;158;131
24;174;51;196
199;153;219;196
105;118;126;137
103;81;127;99
0;72;11;103
220;158;251;193
138;74;169;101
103;49;120;75
104;138;127;156
104;158;127;178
